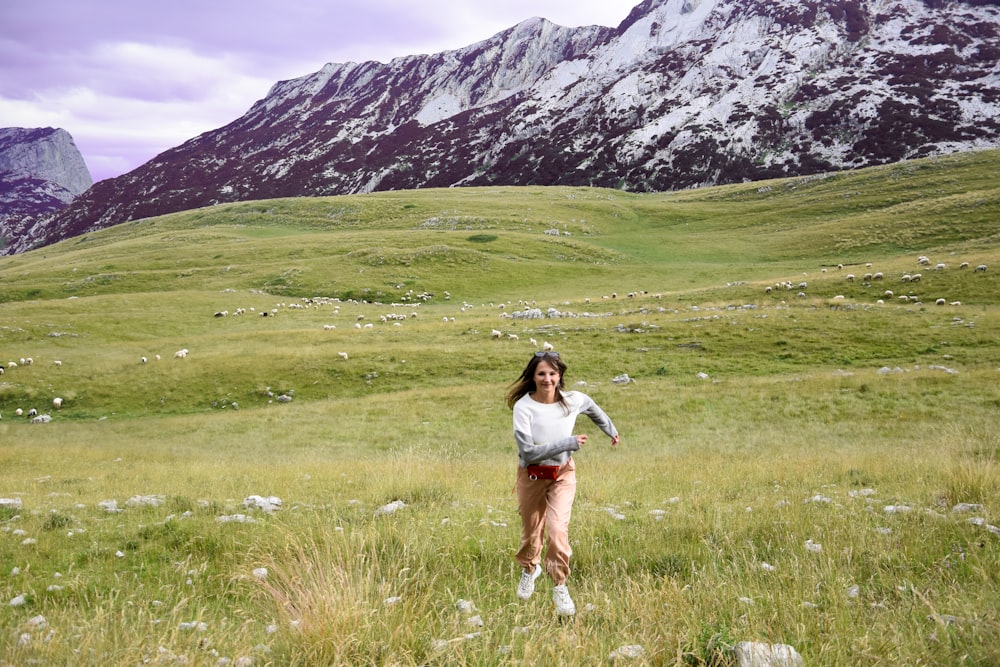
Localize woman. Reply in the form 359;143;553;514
506;350;620;616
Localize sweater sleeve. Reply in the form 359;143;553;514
578;394;619;439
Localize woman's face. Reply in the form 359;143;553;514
533;360;562;391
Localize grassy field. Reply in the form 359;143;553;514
1;149;998;665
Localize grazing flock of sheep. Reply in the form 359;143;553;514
1;255;989;421
764;255;987;305
0;356;63;422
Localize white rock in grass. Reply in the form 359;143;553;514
734;641;804;667
384;596;402;606
375;500;406;516
883;505;912;514
804;494;832;504
952;503;984;513
127;495;165;508
456;599;476;614
243;495;282;512
847;584;861;598
26;615;46;629
252;567;268;580
17;633;31;647
9;594;27;607
216;514;257;524
21;538;37;546
804;539;822;553
98;499;121;513
178;621;208;632
467;615;484;627
760;562;776;572
609;644;645;660
0;498;22;510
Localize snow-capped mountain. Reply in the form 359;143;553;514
7;0;999;255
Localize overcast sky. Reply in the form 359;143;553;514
1;1;635;183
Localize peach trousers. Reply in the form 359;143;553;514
515;458;577;585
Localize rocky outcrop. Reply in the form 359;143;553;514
0;127;92;252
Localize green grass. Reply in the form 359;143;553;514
0;149;998;665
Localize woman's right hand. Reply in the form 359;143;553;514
576;434;588;447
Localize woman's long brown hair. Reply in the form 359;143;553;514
505;352;568;409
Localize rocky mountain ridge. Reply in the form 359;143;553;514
6;0;999;255
0;127;92;251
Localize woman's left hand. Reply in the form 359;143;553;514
611;435;620;447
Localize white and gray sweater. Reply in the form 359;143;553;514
512;391;618;467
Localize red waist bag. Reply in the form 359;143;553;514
525;465;561;480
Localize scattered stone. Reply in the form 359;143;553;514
804;539;822;553
0;498;23;510
952;503;984;513
126;495;165;508
98;499;121;513
734;641;804;667
243;495;282;512
375;500;406;516
884;505;912;514
9;594;27;607
611;373;634;385
609;644;645;660
178;621;208;631
252;568;268;580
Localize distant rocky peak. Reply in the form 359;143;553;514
0;127;92;197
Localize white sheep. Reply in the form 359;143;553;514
492;329;502;339
845;274;855;282
935;298;946;306
975;264;987;272
910;273;922;282
338;352;349;361
53;360;62;367
174;349;188;359
935;263;946;270
960;262;970;269
507;334;519;340
141;357;148;364
530;338;538;346
873;272;884;280
53;397;63;409
543;342;554;352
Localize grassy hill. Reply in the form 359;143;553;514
0;149;998;665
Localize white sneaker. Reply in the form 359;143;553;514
552;584;576;616
516;564;542;600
